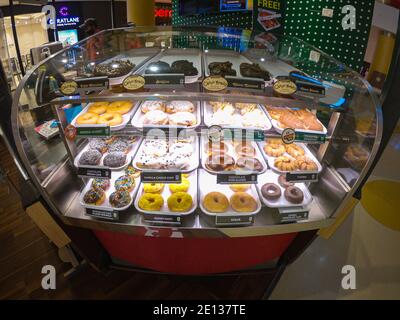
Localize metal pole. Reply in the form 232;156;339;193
8;0;25;76
52;0;58;41
110;0;116;28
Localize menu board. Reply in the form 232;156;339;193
253;0;286;35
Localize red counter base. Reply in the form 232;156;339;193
94;230;298;275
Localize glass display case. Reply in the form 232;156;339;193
11;26;382;274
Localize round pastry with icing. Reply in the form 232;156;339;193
109;140;129;153
166;101;195;114
168;112;197;126
79;150;102;166
230;192;258;213
142;139;168;157
109;190;132;208
143;183;164;194
88;138;108;154
97;112;123;126
143;110;169;125
203;192;229;213
115;175;135;192
76;112;99;125
83;188;106;205
141;101;166;113
107;101;133;115
169;178;190;193
169;142;193;157
167;192;193;212
139;193;164;211
92;178;110;191
103;152;127;168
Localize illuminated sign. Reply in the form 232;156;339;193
155;8;172;18
56;16;80;27
59;6;69;17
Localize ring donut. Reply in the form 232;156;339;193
107;101;133;115
284;186;304;204
230;192;258;213
138;193;164;211
97;112;123;126
261;183;282;201
88;102;109;114
203;192;229;213
167;192;193;212
76;112;99;125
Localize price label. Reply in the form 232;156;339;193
295;132;326;144
286;172;318;183
141;172;182;184
296;81;326;97
224;129;265;141
225;76;265;92
143;213;182;224
215;215;254;226
217;174;258;185
278;207;309;223
75;76;109;93
77;167;111;179
76;126;111;137
144;74;185;88
86;208;119;221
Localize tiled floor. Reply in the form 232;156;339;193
271;134;400;300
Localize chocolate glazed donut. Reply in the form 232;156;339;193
236;157;263;172
205;155;235;172
284;186;304;204
261;183;281;201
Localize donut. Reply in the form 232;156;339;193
141;101;166;113
278;175;294;188
143;183;164;194
76;112;99;125
143;110;169;125
109;140;129;153
142;139;168;157
92;178;110;191
230;192;258;213
168;112;197;126
79;150;102;166
167;192;193;212
284;186;304;204
166;101;195;114
266;138;284;145
295;156;318;171
165;153;191;170
88;102;109;115
109;190;132;208
274;156;298;172
261;183;281;201
203;192;229;213
103;151;127;168
204;142;228;155
107;101;133;115
169;142;193;157
83;188;106;205
286;144;305;158
114;175;135;192
229;184;250;192
97;113;123;126
278;113;306;130
104;136;117;145
205;155;235;172
169;178;190;193
138;193;164;211
235;143;256;157
125;166;141;178
88;138;108;154
264;143;286;157
236;157;264;172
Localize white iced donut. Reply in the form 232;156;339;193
168;112;197;126
169;142;193;157
143;110;169;125
166;101;195;114
141;101;166;113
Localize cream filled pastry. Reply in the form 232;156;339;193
143;110;169;125
166;101;195;114
168;112;197;126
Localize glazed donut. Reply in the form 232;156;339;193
230;192;258;213
203;192;229;213
169;179;190;193
264;143;286;157
235;143;256;157
97;112;123;126
83;188;106;205
278;175;294;188
236;157;264;172
88;102;109;115
205;155;235;172
76;112;99;125
286;144;305;158
114;175;135;192
143;183;164;194
92;178;110;191
167;192;193;212
107;101;133;115
295;156;318;171
261;183;282;201
284;186;304;204
274;156;298;172
138;193;164;211
229;184;250;192
109;190;132;208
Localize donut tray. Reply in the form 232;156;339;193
74;137;142;172
256;170;313;209
200;135;268;175
258;141;323;175
263;107;328;136
134;170;198;222
130;100;201;130
143;48;203;84
131;134;199;173
199;170;261;226
203;101;272;131
70;101;139;132
79;170;141;212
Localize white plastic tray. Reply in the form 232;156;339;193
199;169;262;217
256;171;313;209
79;171;140;212
258;141;322;175
200;135;268;175
132;135;199;173
145;48;202;84
74;137;141;171
263;107;328;136
131;101;201;130
71;101;139;132
203;101;272;131
134;170;198;216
